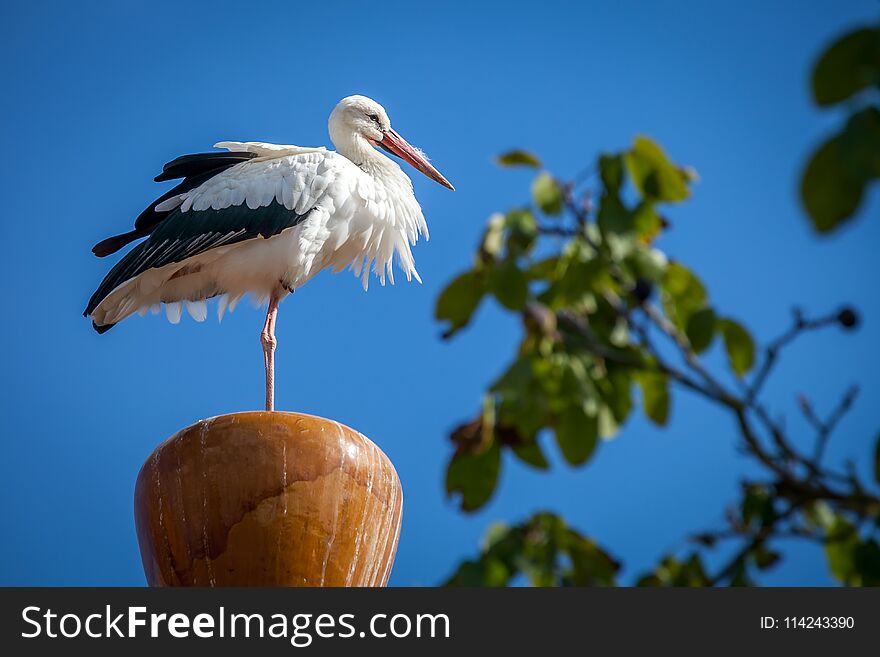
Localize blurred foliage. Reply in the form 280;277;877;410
439;135;722;511
437;80;880;583
801;25;880;233
496;149;542;168
444;513;619;586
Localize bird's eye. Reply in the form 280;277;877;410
367;113;380;124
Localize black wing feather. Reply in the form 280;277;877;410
92;169;223;257
85;201;311;319
154;152;258;182
91;151;259;257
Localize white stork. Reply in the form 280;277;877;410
85;95;453;411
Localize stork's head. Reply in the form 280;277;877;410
329;95;454;190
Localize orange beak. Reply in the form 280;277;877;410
378;128;455;190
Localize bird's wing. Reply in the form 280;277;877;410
92;150;261;257
91;143;330;258
213;141;328;158
85;150;345;318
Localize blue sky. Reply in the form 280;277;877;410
1;0;878;586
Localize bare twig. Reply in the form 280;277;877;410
707;504;796;585
747;308;839;404
805;385;860;464
639;302;737;402
537;225;579;237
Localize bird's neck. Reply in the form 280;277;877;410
337;134;401;184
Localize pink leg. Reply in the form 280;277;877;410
260;296;280;411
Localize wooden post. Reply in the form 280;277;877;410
134;412;403;587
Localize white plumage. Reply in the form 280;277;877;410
92;139;430;328
86;95;453;411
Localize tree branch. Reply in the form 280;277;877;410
556;309;717;403
800;385;861;464
746;308;840;404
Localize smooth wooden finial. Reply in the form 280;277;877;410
134;412;403;586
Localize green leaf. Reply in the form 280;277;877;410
597;404;619;439
825;515;859;584
443;557;510;586
628;245;668;283
488;260;529;311
802;107;880;233
741;485;776;529
812;27;880;107
633;201;662;240
729;563;754;587
718;318;755;376
636;573;663;587
446;513;619;587
436;270;485;338
445;442;501;512
801;135;867;234
638;554;710;587
600;369;633;424
532;172;564;215
685;306;717;354
842;107;880;177
565;531;619;586
557;352;598;407
663;262;705;299
752;545;781;571
599;154;625;192
540;240;605;308
492;357;549;438
505;209;538;257
855;540;880;586
496;149;542;168
804;500;836;531
526;256;560;281
624;136;691;203
597;191;634;235
554;405;598;465
481;393;496;442
479;213;507;262
511;441;550;470
481;522;514;552
661;262;707;330
638;371;670;426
